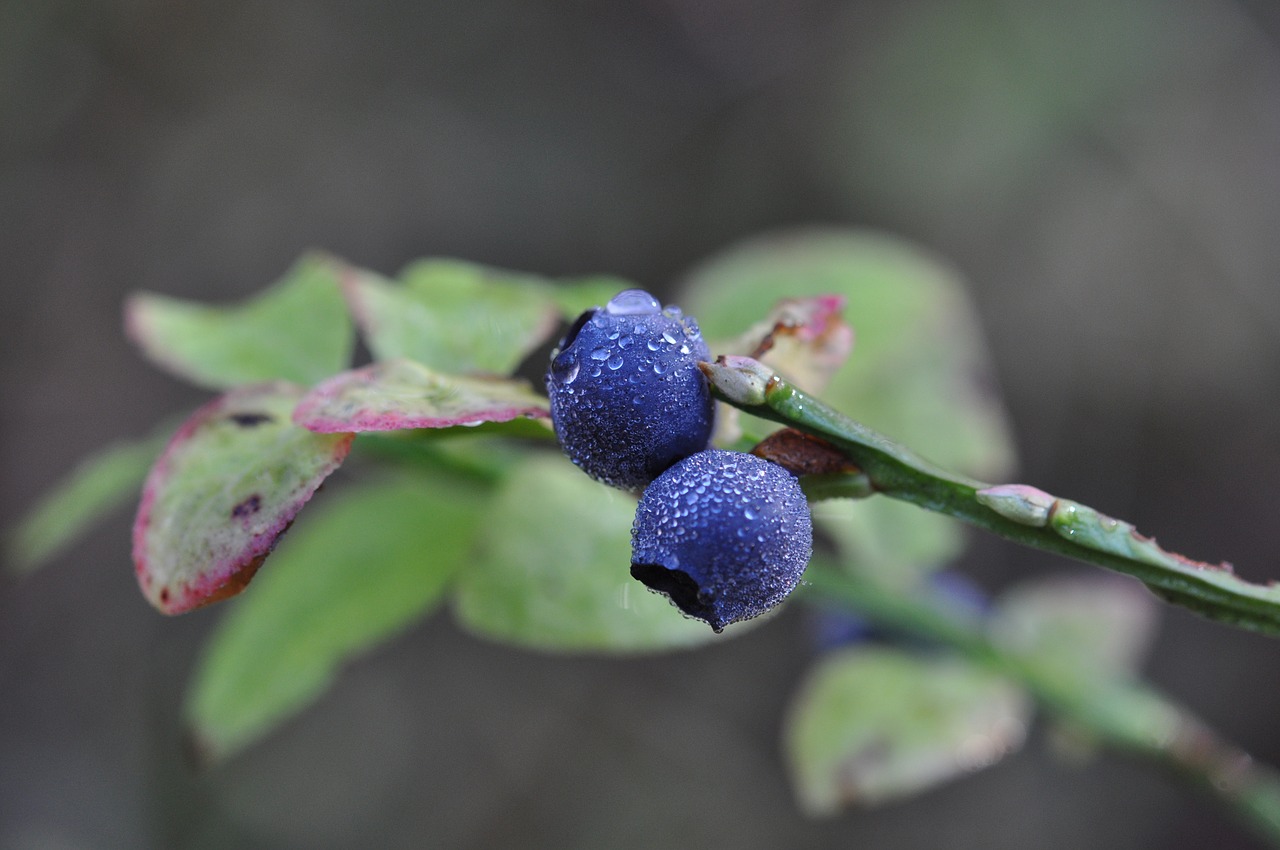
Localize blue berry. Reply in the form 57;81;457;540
630;448;813;632
546;289;714;492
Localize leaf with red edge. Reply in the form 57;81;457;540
133;382;354;614
292;358;550;433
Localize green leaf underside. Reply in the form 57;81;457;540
812;499;965;588
785;647;1029;815
452;455;725;652
682;228;1016;577
133;382;353;614
292;358;549;433
186;474;486;761
125;254;355;390
990;573;1159;685
8;432;169;574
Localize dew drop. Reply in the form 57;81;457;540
744;506;757;520
550;353;579;384
605;289;662;316
618;335;633;349
590;348;610;361
662;331;679;345
607;355;624;370
646;339;661;351
653;361;670;375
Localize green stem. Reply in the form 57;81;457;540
803;562;1280;844
701;357;1280;638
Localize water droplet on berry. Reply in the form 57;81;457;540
608;355;624;370
605;289;662;316
662;331;679;345
550;352;579;384
590;348;610;361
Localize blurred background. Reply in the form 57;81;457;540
4;0;1280;847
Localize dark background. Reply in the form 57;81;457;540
5;1;1280;847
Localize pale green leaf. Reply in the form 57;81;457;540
785;647;1029;814
344;259;560;375
133;382;353;614
452;455;727;652
989;573;1159;684
7;432;168;574
125;253;355;390
186;474;486;761
682;227;1015;478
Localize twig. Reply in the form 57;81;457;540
700;356;1280;638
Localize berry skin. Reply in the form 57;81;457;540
546;289;715;492
630;448;813;632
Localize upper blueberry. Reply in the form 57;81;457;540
546;289;715;492
630;448;813;632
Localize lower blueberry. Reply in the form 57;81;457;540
630;448;813;632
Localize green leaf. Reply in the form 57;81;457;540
7;431;169;574
186;474;486;761
125;253;355;390
292;358;549;433
989;573;1159;684
452;455;726;652
344;259;561;375
682;228;1016;577
784;646;1029;814
133;382;353;614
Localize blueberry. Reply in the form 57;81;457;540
546;289;715;492
630;448;813;632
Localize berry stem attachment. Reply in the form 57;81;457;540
701;356;1280;639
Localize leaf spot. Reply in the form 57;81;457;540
229;412;275;428
231;494;263;519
